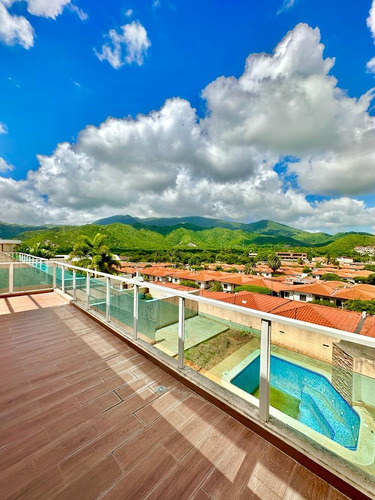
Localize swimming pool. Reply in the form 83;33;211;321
230;354;360;450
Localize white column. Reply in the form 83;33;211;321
73;270;77;301
259;319;271;422
178;297;185;369
86;272;90;309
9;263;14;294
61;267;65;294
133;284;139;340
105;277;110;322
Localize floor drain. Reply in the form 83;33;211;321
155;385;167;394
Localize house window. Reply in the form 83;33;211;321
284;291;289;298
300;294;307;302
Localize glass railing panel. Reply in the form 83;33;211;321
88;275;107;318
137;286;179;357
109;279;134;331
13;263;53;292
63;268;75;297
183;298;261;399
55;265;62;289
74;271;88;307
0;266;9;294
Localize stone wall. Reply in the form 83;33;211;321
332;342;354;404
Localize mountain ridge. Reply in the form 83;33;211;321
1;215;373;256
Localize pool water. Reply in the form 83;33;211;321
231;354;360;450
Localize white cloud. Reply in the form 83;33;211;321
125;9;132;17
25;0;70;19
367;0;375;40
277;0;297;14
96;20;151;69
0;122;8;134
367;56;375;74
2;23;375;232
0;2;34;49
68;3;87;21
0;158;13;172
0;0;86;49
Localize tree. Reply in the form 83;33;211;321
28;241;57;259
345;300;375;315
267;253;281;273
69;233;120;274
321;273;341;281
210;282;223;292
244;257;257;274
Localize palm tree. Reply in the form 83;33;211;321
244;257;257;274
267;253;281;274
69;233;120;274
28;241;56;259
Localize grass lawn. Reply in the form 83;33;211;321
184;329;255;371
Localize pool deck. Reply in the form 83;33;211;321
0;292;352;499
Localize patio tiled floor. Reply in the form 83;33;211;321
0;292;351;499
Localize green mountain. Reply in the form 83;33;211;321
17;224;167;253
93;216;339;246
94;214;245;229
3;215;373;255
0;221;49;239
319;234;375;257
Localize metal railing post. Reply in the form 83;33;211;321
73;270;77;301
105;277;110;322
178;296;185;369
9;263;14;294
86;272;90;309
61;267;65;294
133;284;139;340
52;263;56;289
259;319;271;422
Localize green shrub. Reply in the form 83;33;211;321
234;285;272;295
321;273;341;281
311;299;337;308
345;300;375;315
180;280;200;289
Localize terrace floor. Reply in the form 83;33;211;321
0;292;351;499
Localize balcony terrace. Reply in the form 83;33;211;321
0;253;374;499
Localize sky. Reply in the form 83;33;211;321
1;0;375;234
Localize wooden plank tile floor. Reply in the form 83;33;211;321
0;292;350;499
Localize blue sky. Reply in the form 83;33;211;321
1;0;375;233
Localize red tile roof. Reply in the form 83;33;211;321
361;316;375;338
271;302;362;332
211;291;364;333
219;291;290;313
332;287;375;301
151;281;197;292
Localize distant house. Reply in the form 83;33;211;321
0;239;21;252
276;252;307;261
354;246;375;255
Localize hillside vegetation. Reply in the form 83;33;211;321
1;215;373;256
